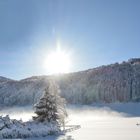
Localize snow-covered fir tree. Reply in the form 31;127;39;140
33;80;67;127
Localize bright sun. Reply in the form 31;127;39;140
44;45;71;74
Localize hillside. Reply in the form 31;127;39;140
0;58;140;106
0;76;14;83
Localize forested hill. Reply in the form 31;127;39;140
1;58;140;106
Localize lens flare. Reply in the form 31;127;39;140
44;44;71;74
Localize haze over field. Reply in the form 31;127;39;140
1;104;140;140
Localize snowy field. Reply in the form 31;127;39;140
0;103;140;140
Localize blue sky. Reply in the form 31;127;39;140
0;0;140;80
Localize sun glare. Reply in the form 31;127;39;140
44;45;71;74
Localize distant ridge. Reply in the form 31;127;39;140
1;58;140;106
0;76;14;83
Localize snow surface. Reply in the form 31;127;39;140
0;103;140;140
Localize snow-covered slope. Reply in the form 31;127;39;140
0;76;49;106
1;58;140;106
0;76;14;83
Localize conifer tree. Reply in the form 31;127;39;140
33;80;67;126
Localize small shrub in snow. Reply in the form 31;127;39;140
0;115;60;139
